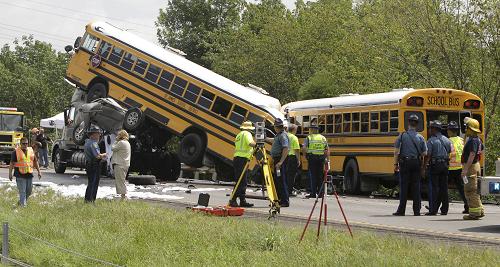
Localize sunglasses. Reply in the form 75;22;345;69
21;143;29;145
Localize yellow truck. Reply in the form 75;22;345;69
0;107;25;164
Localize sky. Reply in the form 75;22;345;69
0;0;297;51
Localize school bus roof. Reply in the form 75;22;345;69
88;21;282;115
282;88;479;112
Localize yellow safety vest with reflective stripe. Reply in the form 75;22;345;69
449;136;464;170
14;147;34;174
307;134;327;155
287;133;299;156
234;130;253;159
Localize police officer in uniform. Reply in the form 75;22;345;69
425;120;451;216
84;126;106;203
462;118;484;220
393;114;427;216
267;118;290;207
447;121;468;214
302;122;329;198
229;121;256;207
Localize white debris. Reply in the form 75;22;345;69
72;175;80;179
161;186;227;193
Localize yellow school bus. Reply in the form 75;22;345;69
283;88;485;193
0;107;25;164
64;21;284;180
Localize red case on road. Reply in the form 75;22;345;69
191;206;245;216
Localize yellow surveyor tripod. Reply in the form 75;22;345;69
228;143;280;217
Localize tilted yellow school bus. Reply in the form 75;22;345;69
0;107;25;164
283;88;484;193
63;21;285;180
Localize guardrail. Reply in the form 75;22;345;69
2;222;123;267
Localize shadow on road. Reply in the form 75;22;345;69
459;225;500;234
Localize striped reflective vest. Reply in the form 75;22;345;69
449;136;464;170
307;134;327;155
14;147;34;174
234;131;253;159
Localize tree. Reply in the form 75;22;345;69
156;0;245;68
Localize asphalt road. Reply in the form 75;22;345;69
1;167;499;245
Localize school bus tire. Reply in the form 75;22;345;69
343;158;361;194
178;133;205;168
123;107;144;131
86;83;108;103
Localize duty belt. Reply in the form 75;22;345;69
431;158;449;164
399;156;418;161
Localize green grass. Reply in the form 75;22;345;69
0;185;498;267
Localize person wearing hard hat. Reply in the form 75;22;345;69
424;120;451;216
84;125;106;203
8;137;42;207
302;121;329;199
393;114;427;216
268;118;290;207
462;118;484;220
447;121;468;214
229;121;256;207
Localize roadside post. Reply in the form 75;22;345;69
2;222;9;264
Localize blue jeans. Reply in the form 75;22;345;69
16;177;33;207
38;148;49;167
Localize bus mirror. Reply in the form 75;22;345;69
74;36;82;49
64;45;74;53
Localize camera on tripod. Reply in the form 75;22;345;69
255;122;266;145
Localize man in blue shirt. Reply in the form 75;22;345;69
84;126;106;203
425;120;451;215
267;118;290;207
393;114;427;216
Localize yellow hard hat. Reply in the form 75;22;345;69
465;118;481;133
240;121;255;130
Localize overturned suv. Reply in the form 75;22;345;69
72;98;143;145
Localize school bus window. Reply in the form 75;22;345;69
404;111;424;132
380;111;389;132
133;58;148;76
211;97;232;118
120;52;137;70
108;46;124;64
343;113;351;133
247;112;263;124
352;112;360;132
158;70;174;90
145;64;161;83
472;114;482;131
318;115;326;133
361;112;369;133
390;110;398;132
81;34;99;52
198;89;214;109
326;114;334;133
370;112;379;132
334;114;342;133
98;41;112;58
185;83;201;103
171;76;188;96
230;105;247;125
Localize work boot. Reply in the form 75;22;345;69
239;198;254;208
478;211;485;218
463;214;480;220
228;200;239;207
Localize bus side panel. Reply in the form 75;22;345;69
66;52;96;88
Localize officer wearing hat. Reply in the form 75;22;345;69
267;118;290;207
462;118;484;220
84;125;106;203
393;114;427;216
447;121;468;214
229;121;256;207
302;121;329;198
425;120;451;215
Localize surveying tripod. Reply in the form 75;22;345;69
228;142;281;218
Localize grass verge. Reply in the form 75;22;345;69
0;185;498;266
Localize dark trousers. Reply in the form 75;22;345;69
428;163;449;214
273;157;289;205
85;163;101;202
397;159;421;214
449;169;469;211
308;155;325;196
232;156;249;201
286;155;299;194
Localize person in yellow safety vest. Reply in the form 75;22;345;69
302;122;329;198
461;118;484;220
229;121;256;207
286;124;301;197
447;121;469;214
8;137;42;207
